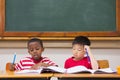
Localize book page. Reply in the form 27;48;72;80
94;68;116;74
15;69;42;74
45;66;66;73
66;66;92;73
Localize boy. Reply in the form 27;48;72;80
64;36;98;70
10;38;57;71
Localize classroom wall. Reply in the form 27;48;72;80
0;40;120;72
0;40;120;80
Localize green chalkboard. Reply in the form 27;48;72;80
5;0;116;32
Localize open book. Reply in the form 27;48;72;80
15;68;43;74
15;66;115;74
44;66;115;74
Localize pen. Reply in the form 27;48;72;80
12;52;16;64
85;48;91;63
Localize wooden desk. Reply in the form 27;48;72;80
0;71;53;79
54;73;120;80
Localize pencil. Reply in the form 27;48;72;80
12;53;16;64
85;48;91;63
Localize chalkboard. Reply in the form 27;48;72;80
5;0;116;32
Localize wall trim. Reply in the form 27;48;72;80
0;40;120;49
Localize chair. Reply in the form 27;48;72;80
6;62;13;72
97;60;109;69
6;62;10;72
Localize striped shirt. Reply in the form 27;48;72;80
15;56;57;70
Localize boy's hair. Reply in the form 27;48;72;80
27;38;43;48
72;36;91;46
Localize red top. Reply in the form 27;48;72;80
64;57;92;69
15;56;57;70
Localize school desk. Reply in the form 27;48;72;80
54;73;120;80
0;71;53;79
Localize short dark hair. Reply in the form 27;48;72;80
72;36;91;46
27;38;43;48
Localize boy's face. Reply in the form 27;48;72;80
28;42;44;60
72;44;85;60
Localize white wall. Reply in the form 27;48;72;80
0;48;120;72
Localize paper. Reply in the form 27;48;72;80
15;68;42;74
15;66;115;74
44;66;115;74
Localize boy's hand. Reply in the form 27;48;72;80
9;63;15;71
30;62;51;70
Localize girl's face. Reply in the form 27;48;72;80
72;44;85;61
28;42;44;60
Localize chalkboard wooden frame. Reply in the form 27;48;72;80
0;0;120;40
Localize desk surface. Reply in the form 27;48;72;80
1;71;120;78
54;73;120;78
0;71;53;78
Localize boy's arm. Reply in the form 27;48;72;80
30;57;58;70
30;62;53;70
85;45;98;70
